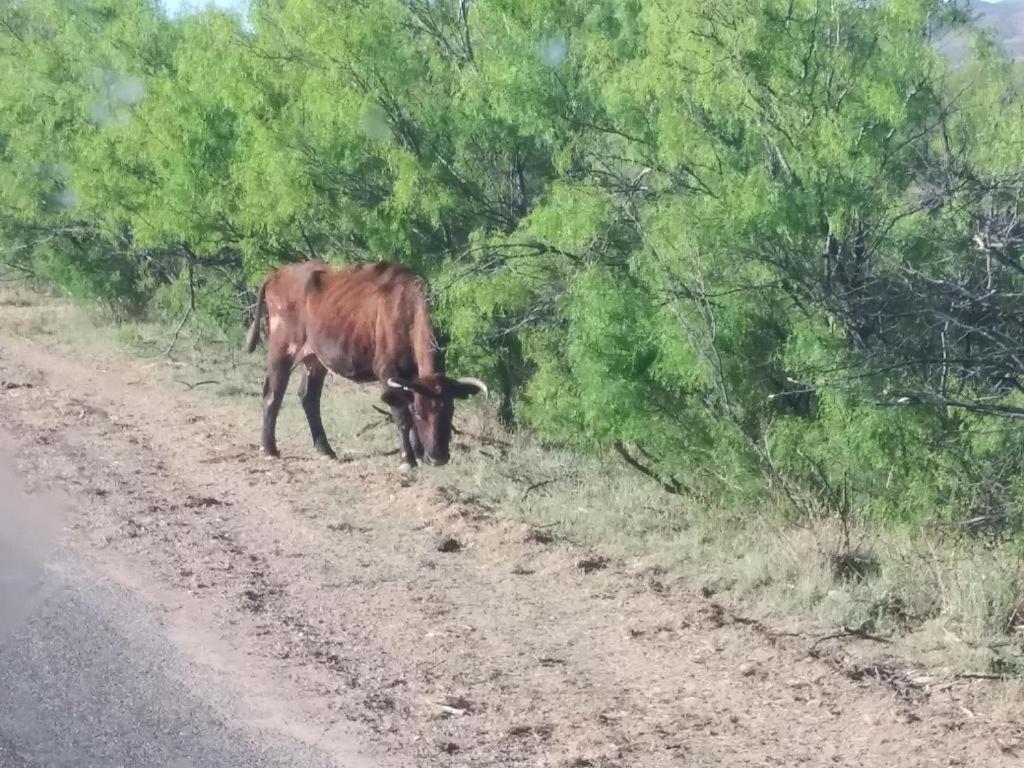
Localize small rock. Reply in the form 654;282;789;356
525;529;554;545
436;536;462;553
538;656;566;667
577;556;608;574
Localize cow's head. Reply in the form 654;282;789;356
381;375;488;465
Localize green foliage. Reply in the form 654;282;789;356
5;0;1024;529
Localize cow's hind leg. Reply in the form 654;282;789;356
261;354;293;457
390;404;418;470
298;359;335;459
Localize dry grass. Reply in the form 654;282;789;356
4;277;1022;679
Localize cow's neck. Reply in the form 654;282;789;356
412;301;444;379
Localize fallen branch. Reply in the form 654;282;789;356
811;625;892;650
355;418;389;437
180;379;218;391
519;473;578;501
522;477;560;500
954;672;1017;681
613;440;687;495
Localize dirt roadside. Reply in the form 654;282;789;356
0;301;1021;767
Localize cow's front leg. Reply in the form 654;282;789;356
410;422;424;462
390;404;418;470
298;360;336;459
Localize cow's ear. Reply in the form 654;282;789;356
381;384;413;407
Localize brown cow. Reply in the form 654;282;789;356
245;260;487;468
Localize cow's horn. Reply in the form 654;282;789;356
387;377;413;391
453;376;489;397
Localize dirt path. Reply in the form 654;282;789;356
0;300;1021;767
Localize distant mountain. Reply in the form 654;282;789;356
941;0;1024;61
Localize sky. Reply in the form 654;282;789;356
160;0;248;18
154;0;1022;23
155;0;1022;15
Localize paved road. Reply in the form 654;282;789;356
0;447;342;768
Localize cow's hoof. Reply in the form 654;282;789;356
261;446;280;459
312;437;336;459
398;461;416;474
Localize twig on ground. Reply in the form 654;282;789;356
955;672;1018;681
179;379;218;390
522;478;558;499
811;625;892;650
613;440;687;495
355;418;389;437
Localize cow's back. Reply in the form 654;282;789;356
303;261;434;381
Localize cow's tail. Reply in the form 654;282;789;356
245;280;268;353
